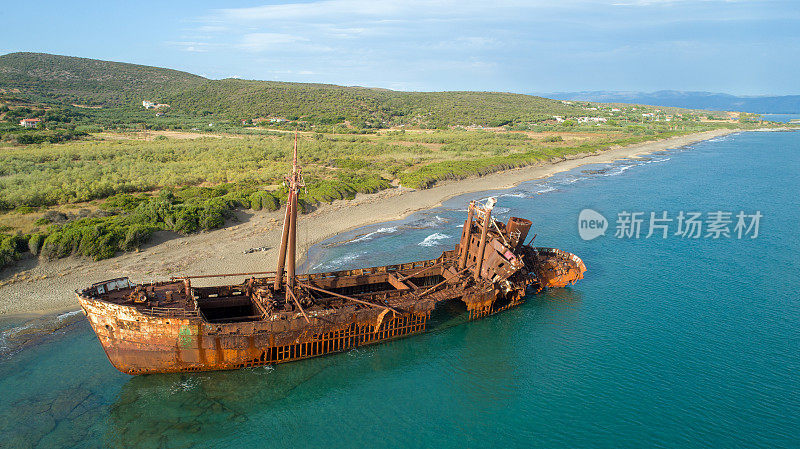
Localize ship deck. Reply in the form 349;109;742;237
79;252;462;324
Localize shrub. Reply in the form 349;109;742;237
121;223;157;250
102;193;148;212
248;191;280;211
0;234;27;269
173;206;200;234
198;199;227;230
28;233;44;256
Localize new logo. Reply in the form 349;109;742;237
578;209;608;240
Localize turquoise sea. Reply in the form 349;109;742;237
761;113;800;123
1;131;798;448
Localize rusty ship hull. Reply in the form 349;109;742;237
78;139;585;375
78;220;584;375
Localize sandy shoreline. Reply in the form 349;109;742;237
0;128;739;318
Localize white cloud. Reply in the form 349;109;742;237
167;41;212;52
215;0;421;22
239;33;309;51
196;25;228;32
166;0;793;93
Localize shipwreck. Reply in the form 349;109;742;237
77;139;586;374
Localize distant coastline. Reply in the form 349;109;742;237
0;128;756;318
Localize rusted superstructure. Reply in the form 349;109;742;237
77;140;586;375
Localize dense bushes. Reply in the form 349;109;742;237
0;129;87;145
398;152;543;189
0;121;734;270
38;195;229;261
8;174;391;266
248;191;280;211
0;125;730;211
27;233;45;255
0;234;28;269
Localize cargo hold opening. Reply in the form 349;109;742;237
192;287;260;323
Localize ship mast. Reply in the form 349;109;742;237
274;131;305;291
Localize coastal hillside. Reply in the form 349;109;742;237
0;52;583;127
0;52;764;272
0;52;205;106
170;79;582;127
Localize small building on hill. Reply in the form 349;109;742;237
143;101;170;110
19;118;42;128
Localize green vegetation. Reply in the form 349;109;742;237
0;52;784;271
0;52;203;106
0;123;747;269
2;52;715;130
0;234;27;269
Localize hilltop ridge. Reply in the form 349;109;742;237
0;52;204;106
0;52;591;127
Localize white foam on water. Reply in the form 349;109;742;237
312;252;364;271
57;310;82;320
0;321;37;353
419;233;452;247
500;192;525;198
602;164;636;176
598;157;672;177
417;215;449;229
350;226;398;243
0;309;86;355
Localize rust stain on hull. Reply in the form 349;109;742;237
80;295;433;375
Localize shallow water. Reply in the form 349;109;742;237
1;131;798;448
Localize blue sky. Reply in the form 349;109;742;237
1;0;798;95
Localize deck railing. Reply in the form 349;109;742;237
140;307;200;318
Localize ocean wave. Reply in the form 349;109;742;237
350;226;398;243
600;164;636;177
408;215;449;229
598;157;672;177
312;252;364;271
0;309;85;357
57;310;82;320
418;233;452;247
500;192;526;198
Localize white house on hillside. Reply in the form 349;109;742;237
19;118;42;128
